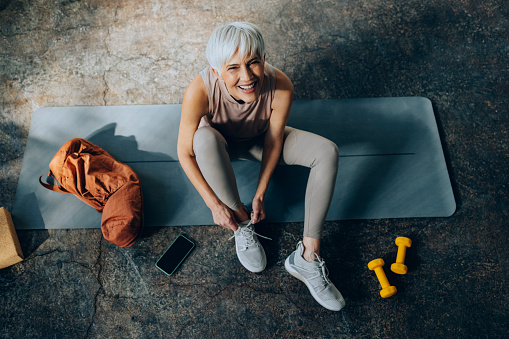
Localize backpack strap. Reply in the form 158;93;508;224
39;172;71;194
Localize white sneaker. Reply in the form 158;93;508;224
229;220;270;273
285;241;346;311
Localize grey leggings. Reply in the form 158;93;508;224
193;126;339;239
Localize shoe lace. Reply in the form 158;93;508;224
228;221;272;249
306;253;332;293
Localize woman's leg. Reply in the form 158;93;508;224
244;126;339;245
282;127;339;239
281;127;339;238
277;127;344;311
194;126;266;272
280;127;339;258
193;126;249;221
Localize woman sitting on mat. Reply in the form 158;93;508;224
177;22;345;311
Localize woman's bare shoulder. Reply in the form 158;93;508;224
183;73;209;116
185;73;208;100
271;67;294;113
272;67;294;92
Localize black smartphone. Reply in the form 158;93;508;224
155;235;195;276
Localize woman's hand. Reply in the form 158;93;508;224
211;201;239;231
251;196;266;224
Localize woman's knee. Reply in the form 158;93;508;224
282;129;338;168
193;126;226;155
316;139;339;168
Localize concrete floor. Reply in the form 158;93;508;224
1;0;508;338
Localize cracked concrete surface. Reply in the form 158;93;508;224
1;0;509;337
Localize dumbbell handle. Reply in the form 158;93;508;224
373;267;391;288
395;246;408;264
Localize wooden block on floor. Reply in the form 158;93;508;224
0;207;24;269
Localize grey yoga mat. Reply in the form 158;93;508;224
12;97;456;229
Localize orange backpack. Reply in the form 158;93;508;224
39;138;143;247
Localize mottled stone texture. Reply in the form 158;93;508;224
1;0;508;338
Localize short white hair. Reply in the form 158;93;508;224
206;22;265;72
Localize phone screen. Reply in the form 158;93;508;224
156;235;195;276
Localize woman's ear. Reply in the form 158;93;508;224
212;68;222;80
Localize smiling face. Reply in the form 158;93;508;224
213;50;265;104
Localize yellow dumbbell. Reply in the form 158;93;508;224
391;237;412;275
368;259;397;298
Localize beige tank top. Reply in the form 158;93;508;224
199;63;276;141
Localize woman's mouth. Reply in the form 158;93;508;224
238;81;256;93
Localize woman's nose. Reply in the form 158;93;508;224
240;65;252;80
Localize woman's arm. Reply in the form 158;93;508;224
251;67;294;223
177;74;239;231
